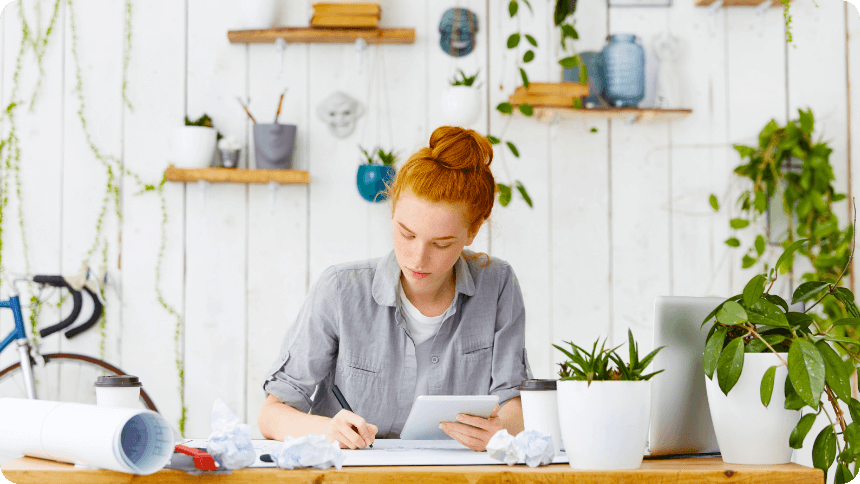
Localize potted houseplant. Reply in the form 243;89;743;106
356;146;396;203
553;330;664;470
172;114;218;168
701;236;860;478
439;70;481;127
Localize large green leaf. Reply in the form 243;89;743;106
784;377;806;410
747;299;789;328
845;423;860;456
790;413;818;449
703;326;727;380
717;301;748;326
791;281;831;304
832;318;860;327
850;398;860;425
816;341;852;402
835;463;853;484
835;290;860;318
788;339;826;409
717;338;745;395
787;312;814;332
745;334;788;353
811;426;836;473
763;294;789;313
760;365;777;407
743;275;766;308
775;239;808;274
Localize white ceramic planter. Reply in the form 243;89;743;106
438;86;481;127
171;126;217;168
557;380;650;470
234;0;276;30
705;352;800;464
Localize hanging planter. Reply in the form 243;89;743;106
356;146;396;203
439;70;481;127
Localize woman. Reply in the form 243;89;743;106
258;126;530;451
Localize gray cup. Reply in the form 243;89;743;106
253;123;297;169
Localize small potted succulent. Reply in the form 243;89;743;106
554;330;664;470
356;146;396;203
172;114;219;168
439;70;481;127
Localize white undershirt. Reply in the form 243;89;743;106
398;282;451;346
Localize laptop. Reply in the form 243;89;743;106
647;296;723;456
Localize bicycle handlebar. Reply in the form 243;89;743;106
36;276;83;339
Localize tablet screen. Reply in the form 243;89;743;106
400;395;499;440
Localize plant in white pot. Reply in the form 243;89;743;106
439;70;481;127
171;114;219;168
553;330;664;470
701;236;860;481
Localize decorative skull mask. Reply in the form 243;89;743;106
317;91;365;139
439;8;478;58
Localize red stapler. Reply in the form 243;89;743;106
174;444;218;471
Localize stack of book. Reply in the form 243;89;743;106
508;82;590;108
311;3;381;29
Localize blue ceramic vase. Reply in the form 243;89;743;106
356;164;395;202
600;34;645;108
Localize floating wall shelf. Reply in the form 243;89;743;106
695;0;786;6
528;107;692;124
164;167;310;185
227;27;415;44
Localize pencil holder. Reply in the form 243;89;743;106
253;123;297;169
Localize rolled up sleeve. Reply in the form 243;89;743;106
489;264;530;407
262;266;340;413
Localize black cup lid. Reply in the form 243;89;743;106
94;375;141;387
518;379;557;391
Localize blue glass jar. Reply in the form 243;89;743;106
356;164;396;202
600;34;645;108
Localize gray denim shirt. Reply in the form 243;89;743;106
262;250;531;438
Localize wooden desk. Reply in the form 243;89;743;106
1;456;822;483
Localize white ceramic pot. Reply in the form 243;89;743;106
171;126;216;168
234;0;276;30
557;380;650;470
438;86;481;127
705;352;800;464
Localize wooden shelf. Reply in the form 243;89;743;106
528;107;692;124
164;167;309;185
228;27;415;44
695;0;785;6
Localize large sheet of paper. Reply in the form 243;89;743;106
181;439;569;467
0;398;173;474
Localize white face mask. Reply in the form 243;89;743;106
317;92;365;139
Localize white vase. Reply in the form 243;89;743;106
557;380;650;470
171;126;216;169
234;0;276;30
438;86;481;127
705;352;800;464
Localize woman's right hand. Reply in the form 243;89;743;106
326;409;378;449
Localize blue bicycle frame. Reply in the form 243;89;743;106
0;295;37;398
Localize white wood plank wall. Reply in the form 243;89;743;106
0;0;857;439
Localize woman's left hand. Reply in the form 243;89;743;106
439;405;502;452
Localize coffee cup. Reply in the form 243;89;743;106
94;375;142;409
519;379;563;455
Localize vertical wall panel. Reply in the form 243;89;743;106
122;0;185;433
245;0;310;439
184;0;249;438
849;0;860;297
608;8;671;353
550;1;611;370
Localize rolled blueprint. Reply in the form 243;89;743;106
0;398;173;475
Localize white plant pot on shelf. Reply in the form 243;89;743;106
171;126;217;169
233;0;276;30
705;352;800;465
557;380;650;470
438;86;481;127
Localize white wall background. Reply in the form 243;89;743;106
0;0;857;440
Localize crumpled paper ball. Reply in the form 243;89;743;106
206;399;257;470
272;434;345;470
487;429;554;467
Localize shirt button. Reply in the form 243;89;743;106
431;356;439;364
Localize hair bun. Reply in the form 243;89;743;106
429;126;493;171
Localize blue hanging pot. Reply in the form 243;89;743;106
600;34;645;108
356;164;396;202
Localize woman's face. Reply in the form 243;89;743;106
392;190;476;290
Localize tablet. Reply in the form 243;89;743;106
400;395;500;440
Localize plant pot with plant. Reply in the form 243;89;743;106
554;330;664;470
439;70;481;127
356;146;396;203
172;114;219;168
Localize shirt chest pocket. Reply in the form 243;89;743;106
460;338;493;359
338;354;382;383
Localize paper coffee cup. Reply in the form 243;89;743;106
95;375;142;409
519;379;563;455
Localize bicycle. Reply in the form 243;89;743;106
0;272;158;411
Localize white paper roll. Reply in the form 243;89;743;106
0;398;173;475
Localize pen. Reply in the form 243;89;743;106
332;384;373;449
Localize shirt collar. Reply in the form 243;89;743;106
372;249;476;307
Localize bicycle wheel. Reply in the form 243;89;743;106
0;353;158;412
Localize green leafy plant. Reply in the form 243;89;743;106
359;145;397;167
554;0;586;94
449;69;480;88
185;113;222;141
554;329;664;385
701;236;860;481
